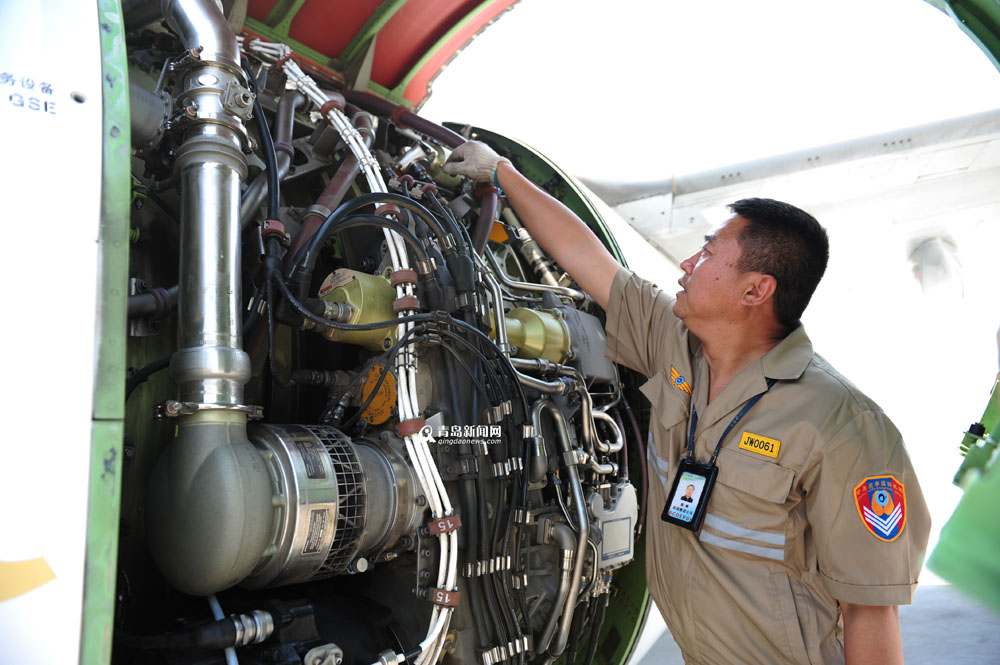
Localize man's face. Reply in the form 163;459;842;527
684;485;695;499
673;215;751;328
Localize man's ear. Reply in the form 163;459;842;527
741;273;777;308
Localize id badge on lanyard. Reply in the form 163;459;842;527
662;378;776;532
662;457;717;531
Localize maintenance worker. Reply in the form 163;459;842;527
444;142;931;665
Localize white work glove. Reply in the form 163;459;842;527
442;140;510;183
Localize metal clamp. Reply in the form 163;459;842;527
415;257;437;277
305;203;333;220
482;401;512;425
154;400;263;419
491;457;524;478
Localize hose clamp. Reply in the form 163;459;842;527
304;204;333;220
155;400;264;419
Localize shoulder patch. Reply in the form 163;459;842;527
669;365;692;394
853;475;907;542
739;431;780;458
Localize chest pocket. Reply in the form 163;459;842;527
639;372;689;488
715;448;794;502
638;371;689;431
707;448;796;543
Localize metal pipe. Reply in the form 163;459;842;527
513;359;612;460
591;411;624;455
147;0;273;598
286;110;374;262
485;247;585;302
536;523;576;654
475;254;510;355
501;208;561;288
161;0;242;71
129;81;171;151
530;400;589;657
584;454;617;476
509;358;571;394
128;285;179;319
240;89;307;225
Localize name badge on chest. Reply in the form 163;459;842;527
661;378;777;533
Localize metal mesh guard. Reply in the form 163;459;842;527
306;426;366;578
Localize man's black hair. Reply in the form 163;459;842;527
728;198;829;330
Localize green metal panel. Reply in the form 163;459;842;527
80;0;130;662
262;0;310;31
925;0;1000;70
340;0;408;62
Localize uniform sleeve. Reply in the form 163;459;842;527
802;409;931;606
605;267;684;378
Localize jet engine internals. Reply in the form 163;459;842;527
117;3;649;665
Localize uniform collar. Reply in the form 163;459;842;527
761;324;813;381
693;324;814;432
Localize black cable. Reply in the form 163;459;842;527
320;215;431;263
125;355;171;402
434;341;492;403
582;593;610;665
294;192;450;275
242;60;280;221
265;276;295;388
339;325;427;431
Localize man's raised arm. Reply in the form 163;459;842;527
443;141;621;309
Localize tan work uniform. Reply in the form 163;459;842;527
606;268;930;665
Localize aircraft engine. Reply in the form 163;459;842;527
117;2;648;664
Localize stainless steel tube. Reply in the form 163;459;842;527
171;134;250;405
148;0;273;598
485;247;586;302
531;400;589;657
163;0;254;406
161;0;242;71
592;411;624;454
536;523;576;654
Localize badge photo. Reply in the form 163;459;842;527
662;458;717;532
853;475;907;542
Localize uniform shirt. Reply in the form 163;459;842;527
605;268;930;665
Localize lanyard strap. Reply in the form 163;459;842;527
687;378;778;464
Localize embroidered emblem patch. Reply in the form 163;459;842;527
669;365;692;394
739;431;780;458
853;475;907;542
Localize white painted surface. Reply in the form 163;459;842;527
0;2;103;664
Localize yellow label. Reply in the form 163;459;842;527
739;431;781;458
0;558;56;601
